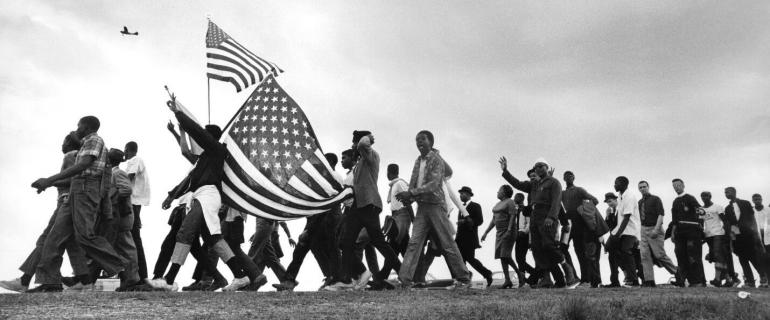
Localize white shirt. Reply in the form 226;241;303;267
517;208;530;233
388;178;409;211
755;207;770;245
730;202;742;235
612;191;641;238
702;204;725;238
343;169;354;208
125;156;150;206
417;160;427;187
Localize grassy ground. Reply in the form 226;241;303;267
1;287;769;319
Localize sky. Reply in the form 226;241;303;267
1;0;769;292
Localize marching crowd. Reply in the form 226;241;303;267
2;103;769;293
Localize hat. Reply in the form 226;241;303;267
352;130;372;143
534;157;550;168
107;148;125;164
603;192;618;203
458;186;474;196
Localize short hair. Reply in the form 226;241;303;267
564;171;574;176
725;186;736;192
387;164;399;175
638;180;649;186
341;149;354;158
79;116;100;131
205;125;222;140
514;193;525;200
501;185;514;198
63;132;80;152
616;176;629;186
526;169;536;176
701;191;711;196
324;153;338;168
125;141;138;152
417;130;434;147
672;178;684;184
753;193;762;199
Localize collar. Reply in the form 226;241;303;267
389;178;405;187
676;192;688;198
418;149;438;161
82;132;97;140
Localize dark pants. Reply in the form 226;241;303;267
515;232;535;275
131;205;148;280
285;213;338;281
608;235;638;285
530;212;563;271
733;233;767;285
354;230;381;275
248;217;287;281
20;196;88;277
340;205;401;282
37;176;127;284
458;243;492;279
573;232;601;286
153;206;186;278
674;229;705;285
224;217;259;279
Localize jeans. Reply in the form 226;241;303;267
340;205;401;282
248;216;286;281
399;203;469;284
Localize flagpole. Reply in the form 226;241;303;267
207;78;211;124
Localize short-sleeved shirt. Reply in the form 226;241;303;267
702;204;725;237
612;191;640;238
76;133;107;177
388;178;409;211
125;156;151;206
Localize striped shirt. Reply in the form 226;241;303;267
76;133;107;177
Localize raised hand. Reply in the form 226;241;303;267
499;156;508;172
167;120;175;132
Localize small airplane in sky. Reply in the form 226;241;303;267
120;26;139;36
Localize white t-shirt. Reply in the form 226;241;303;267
388;178;409;211
702;204;725;238
755;207;770;245
612;191;640;238
125;156;150;206
342;169;354;208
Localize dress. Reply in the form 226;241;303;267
492;198;517;259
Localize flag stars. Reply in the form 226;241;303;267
272;138;279;145
271;127;278;134
259;138;267;145
251;115;258;121
290;107;297;114
281;106;287;113
305;143;312;150
291;118;298;125
272;97;278;102
262;163;270;169
271;105;278;112
260;126;267;133
267;78;273;84
241;138;248;144
272;88;279;93
294;141;301;148
263;97;269;102
280;116;287;123
272;151;279;157
294;152;302;159
292;129;299;136
251;126;257;132
281;97;288;103
233;127;240;134
303;131;310;138
283;139;290;146
262;106;268;112
285;163;292;170
250;150;257;157
270;116;278;122
250;137;257;144
283;151;291;158
281;128;289;135
273;162;282;169
302;121;307;128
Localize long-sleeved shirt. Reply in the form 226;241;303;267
671;193;701;224
168;110;227;198
110;166;133;216
352;137;382;209
531;176;562;222
561;185;598;212
408;149;451;206
639;194;665;227
501;170;534;205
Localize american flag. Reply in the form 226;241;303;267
220;74;352;220
206;20;283;92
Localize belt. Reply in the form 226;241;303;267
677;221;700;226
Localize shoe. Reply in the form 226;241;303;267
353;270;372;291
446;280;472;290
576;282;592;289
26;284;63;293
641;281;656;288
516;273;527;288
204;279;227;291
148;279;178;292
689;282;706;288
411;282;427;289
182;281;205;291
117;282;155;292
61;276;78;287
322;282;354;291
485;273;493;288
564;276;580;289
669;279;685;288
272;279;298;292
600;283;621;288
222;276;251;292
498;281;513;289
366;280;395;291
240;275;268;291
64;282;95;292
709;279;722;288
0;278;28;293
531;277;554;289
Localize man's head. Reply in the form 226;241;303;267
387;164;399;180
725;187;737;200
527;169;538;182
672;178;685;195
324;153;338;170
352;130;373;145
514;193;525;204
340;149;355;170
124;141;138;160
752;193;763;206
614;176;629;193
458;186;473;202
107;148;125;167
62;131;80;154
205;125;223;140
563;171;575;185
76;116;100;139
415;130;434;156
701;191;712;205
533;158;549;178
604;192;618;208
638;181;650;196
498;185;514;200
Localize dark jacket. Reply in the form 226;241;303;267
168;110;227;199
456;201;483;249
725;199;760;237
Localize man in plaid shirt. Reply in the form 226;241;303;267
30;116;129;292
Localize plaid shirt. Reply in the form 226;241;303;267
76;132;107;177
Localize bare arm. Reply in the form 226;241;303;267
33;156;94;190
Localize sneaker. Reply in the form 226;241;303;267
116;281;155;292
0;278;28;293
222;276;251;292
182;281;205;291
148;279;178;292
203;279;227;291
446;280;472;290
564;275;580;289
64;282;95;292
240;275;268;291
353;270;372;291
272;279;298;292
322;282;354;291
26;284;63;293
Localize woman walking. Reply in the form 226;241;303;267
482;185;522;288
